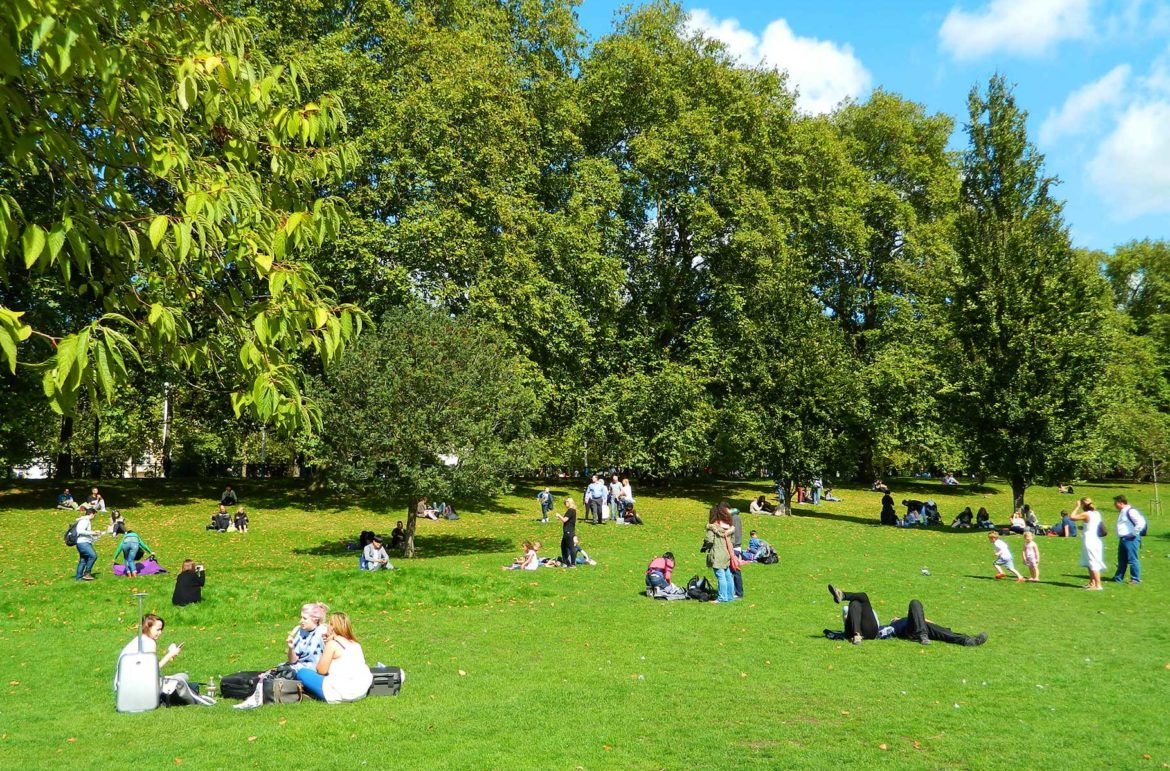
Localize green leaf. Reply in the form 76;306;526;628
22;224;46;268
149;215;168;248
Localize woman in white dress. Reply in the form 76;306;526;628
295;612;373;702
1069;497;1106;590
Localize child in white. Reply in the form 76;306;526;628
1022;531;1040;582
988;532;1024;581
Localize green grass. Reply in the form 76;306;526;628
1;476;1167;769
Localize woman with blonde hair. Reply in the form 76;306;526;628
295;612;373;702
1069;497;1106;590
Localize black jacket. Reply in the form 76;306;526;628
172;570;206;606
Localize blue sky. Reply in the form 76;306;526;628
576;0;1170;252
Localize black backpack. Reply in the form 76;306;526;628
219;670;263;700
64;521;79;547
685;575;716;602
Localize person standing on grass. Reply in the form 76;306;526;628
988;532;1025;582
609;475;623;522
585;476;607;524
703;505;736;603
1069;497;1106;590
1022;531;1040;582
556;498;578;568
1111;495;1146;585
295;612;373;703
537;488;553;523
730;504;744;599
74;506;102;581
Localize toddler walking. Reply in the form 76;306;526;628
1022;531;1040;582
988;532;1024;582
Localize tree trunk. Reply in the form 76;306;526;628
854;430;876;483
404;504;418;558
54;417;73;480
1010;475;1027;511
781;478;795;516
91;414;101;478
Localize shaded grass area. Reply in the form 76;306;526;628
1;476;1167;769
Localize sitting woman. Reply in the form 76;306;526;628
287;603;329;671
899;507;922;527
573;536;596;566
1022;505;1043;533
950;506;974;528
976;506;994;529
1049;510;1078;537
503;540;541;571
389;521;406;551
295;612;373;703
108;509;127;535
233;506;249;532
172;560;206;606
1008;510;1027;534
749;496;768;515
117;613;180;674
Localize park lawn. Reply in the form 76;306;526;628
0;477;1166;770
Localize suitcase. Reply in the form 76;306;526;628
367;665;405;697
115;593;160;713
262;676;304;704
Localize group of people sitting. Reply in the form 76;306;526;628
502;536;596;569
117;602;381;707
946;505;1080;537
206;503;249;533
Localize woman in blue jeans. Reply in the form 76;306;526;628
703;505;736;602
74;508;101;581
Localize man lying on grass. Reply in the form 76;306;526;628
823;585;988;647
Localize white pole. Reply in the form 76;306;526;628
1152;458;1162;518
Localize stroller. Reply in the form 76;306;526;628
922;500;942;526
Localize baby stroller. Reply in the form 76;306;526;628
922;500;942;526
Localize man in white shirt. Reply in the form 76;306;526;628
585;476;608;524
1112;495;1147;584
363;535;393;571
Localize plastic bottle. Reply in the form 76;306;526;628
206;676;216;699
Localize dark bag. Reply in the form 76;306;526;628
685;575;716;602
1097;521;1107;538
64;521;79;547
1127;511;1149;537
368;665;405;697
262;676;304;704
220;670;263;700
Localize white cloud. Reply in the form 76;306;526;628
939;0;1094;60
1039;64;1130;144
686;9;871;114
1087;99;1170;218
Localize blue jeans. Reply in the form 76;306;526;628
646;571;667;590
295;668;327;701
75;542;97;579
713;567;734;602
1114;536;1141;582
812;488;821;505
121;543;139;572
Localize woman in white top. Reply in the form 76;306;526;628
74;507;102;581
295;612;372;702
1070;497;1106;590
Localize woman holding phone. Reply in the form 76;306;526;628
118;613;181;669
295;612;373;702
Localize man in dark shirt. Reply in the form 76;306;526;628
556;499;578;568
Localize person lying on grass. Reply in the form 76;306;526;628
294;612;373;703
504;540;541;570
824;585;988;647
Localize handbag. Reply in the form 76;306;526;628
724;534;741;571
1097;521;1107;538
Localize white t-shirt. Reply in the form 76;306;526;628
621;483;633;501
323;640;373;703
522;549;539;570
993;539;1012;560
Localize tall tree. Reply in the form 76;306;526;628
312;307;538;556
0;0;363;435
950;76;1112;505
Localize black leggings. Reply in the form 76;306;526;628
560;534;575;567
842;591;880;639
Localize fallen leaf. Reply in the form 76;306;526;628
603;745;612;751
458;669;467;676
8;681;19;686
840;711;849;715
174;759;182;765
67;738;76;743
913;741;921;750
278;718;287;726
740;672;747;678
878;743;888;750
247;736;257;742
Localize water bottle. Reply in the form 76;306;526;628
206;676;216;699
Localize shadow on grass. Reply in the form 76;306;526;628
292;533;514;560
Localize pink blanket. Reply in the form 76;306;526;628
113;558;168;576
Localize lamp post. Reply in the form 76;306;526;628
583;439;588;478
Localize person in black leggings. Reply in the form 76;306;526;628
825;587;880;644
825;585;988;647
555;499;578;568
